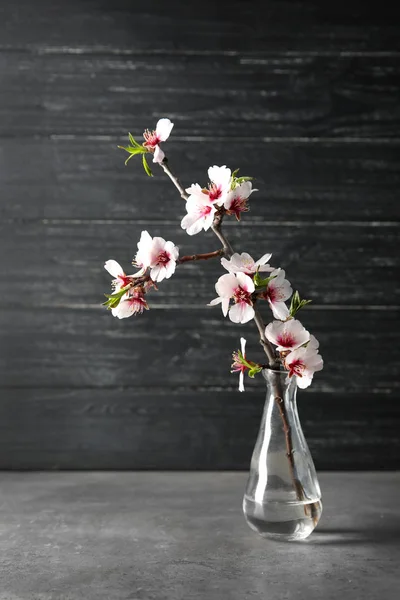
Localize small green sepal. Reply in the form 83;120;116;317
248;364;263;378
102;285;131;310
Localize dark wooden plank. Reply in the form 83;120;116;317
0;387;398;469
1;52;400;138
0;139;399;221
0;220;398;306
0;0;398;52
0;307;398;391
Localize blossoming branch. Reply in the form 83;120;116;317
104;118;323;391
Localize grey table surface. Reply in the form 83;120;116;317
0;472;399;600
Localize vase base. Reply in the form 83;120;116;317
243;497;322;542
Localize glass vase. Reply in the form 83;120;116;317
243;369;322;541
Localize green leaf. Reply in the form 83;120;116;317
118;145;147;156
102;285;131;309
128;132;142;148
142;154;153;177
289;290;312;317
118;143;148;166
254;271;276;289
235;176;253;184
231;169;254;190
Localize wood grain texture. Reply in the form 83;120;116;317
0;307;397;391
1;139;399;220
0;388;398;470
0;0;399;469
1;52;400;138
0;220;398;306
0;0;399;52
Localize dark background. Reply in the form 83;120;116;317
0;1;399;469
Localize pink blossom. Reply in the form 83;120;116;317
231;337;247;392
262;268;292;320
148;237;179;282
185;165;232;207
111;288;149;319
181;195;217;235
104;260;135;291
221;252;273;276
284;345;323;389
133;230;179;282
209;272;255;324
265;319;310;352
224;181;256;220
143;118;174;163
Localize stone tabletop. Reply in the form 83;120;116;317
0;472;399;600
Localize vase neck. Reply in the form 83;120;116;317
262;369;297;408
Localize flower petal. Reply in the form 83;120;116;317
181;213;205;236
207;165;231;189
155;118;174;142
236;272;255;293
164;240;179;258
221;257;233;272
255;253;272;268
203;209;216;231
235;181;254;199
131;267;147;278
150;264;165;282
208;297;222;307
112;299;135;319
269;300;290;321
296;374;313;389
153;145;165;163
185;183;205;198
308;335;320;351
229;302;255;324
164;260;176;279
239;371;245;392
215;273;238;298
221;297;230;317
240;337;246;355
104;260;124;278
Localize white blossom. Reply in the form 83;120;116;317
285;345;323;389
265;319;310;352
209;272;255;324
221;252;273;276
263;268;292;320
143;118;174;163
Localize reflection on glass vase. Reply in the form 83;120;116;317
243;369;322;541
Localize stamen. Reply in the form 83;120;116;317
143;129;160;149
208;183;222;202
233;286;252;305
157;250;170;265
276;333;296;348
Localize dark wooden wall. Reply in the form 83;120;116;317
0;1;399;469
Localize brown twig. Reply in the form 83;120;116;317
156;156;310;504
158;159;188;201
158;158;277;367
275;393;298;478
211;211;234;256
178;249;224;264
253;303;279;367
